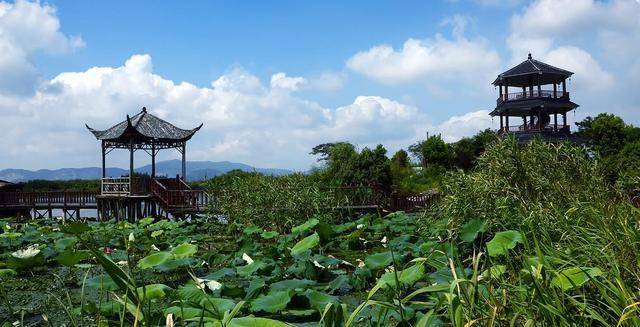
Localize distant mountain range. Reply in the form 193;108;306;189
0;160;292;182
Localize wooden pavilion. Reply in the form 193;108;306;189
86;107;205;220
490;53;579;141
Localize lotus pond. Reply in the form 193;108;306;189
0;209;626;327
1;140;639;326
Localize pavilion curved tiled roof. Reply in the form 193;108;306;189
492;54;573;87
86;107;202;142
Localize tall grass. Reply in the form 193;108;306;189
420;137;640;325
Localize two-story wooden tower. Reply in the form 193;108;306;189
490;53;579;140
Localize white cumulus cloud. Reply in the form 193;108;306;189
0;0;83;96
0;54;491;171
346;31;500;86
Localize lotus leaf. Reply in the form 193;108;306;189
56;249;91;267
86;275;118;291
486;230;522;257
291;232;320;256
237;261;266;277
378;263;425;288
459;219;486;242
244;225;263;235
199;295;236;314
261;230;279;239
137;251;173;269
136;283;172;301
365;251;394;270
304;289;338;311
269;279;316;292
291;218;319;235
551;267;603;291
171;242;197;259
250;290;292;313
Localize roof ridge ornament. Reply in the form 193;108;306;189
528;52;532;60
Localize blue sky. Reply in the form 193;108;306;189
38;1;511;113
1;0;639;170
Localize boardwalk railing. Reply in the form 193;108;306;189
389;191;441;212
0;190;98;208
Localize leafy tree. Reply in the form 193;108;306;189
311;142;392;192
409;135;453;168
575;113;629;157
310;142;350;162
452;137;475;169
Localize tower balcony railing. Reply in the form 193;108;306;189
499;123;570;134
497;90;569;105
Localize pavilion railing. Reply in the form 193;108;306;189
498;90;569;104
101;177;149;195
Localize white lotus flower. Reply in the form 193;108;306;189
165;313;174;327
356;224;365;229
151;244;160;251
116;260;128;266
356;259;366;268
206;280;222;291
128;232;135;243
242;253;254;265
313;260;325;268
12;244;40;259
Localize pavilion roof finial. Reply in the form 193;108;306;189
142;106;147;113
528;53;532;60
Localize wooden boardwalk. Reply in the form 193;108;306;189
0;185;440;220
0;190;99;219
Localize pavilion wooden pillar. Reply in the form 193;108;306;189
181;141;186;181
151;141;156;178
499;114;504;131
129;138;134;195
538;110;543;131
562;112;567;129
505;113;510;131
523;116;527;130
553;83;557;98
562;79;567;96
554;112;558;131
101;140;106;178
537;79;541;96
499;84;503;100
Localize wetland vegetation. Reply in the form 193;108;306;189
0;114;639;326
